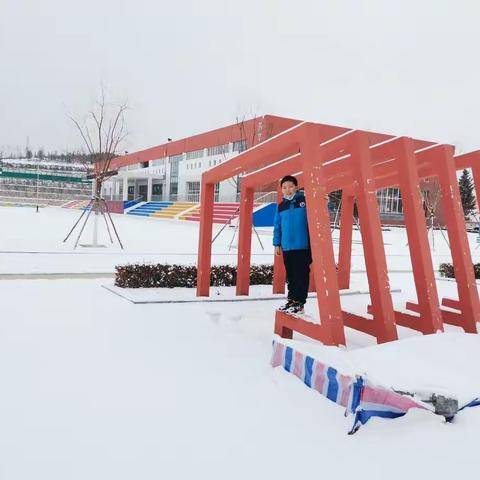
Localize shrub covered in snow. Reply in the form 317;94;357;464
439;262;480;279
115;263;274;288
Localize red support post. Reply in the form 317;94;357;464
236;185;254;295
301;124;346;346
397;138;443;333
196;180;215;297
272;187;286;294
471;165;480;216
337;191;354;290
350;132;398;343
437;146;480;332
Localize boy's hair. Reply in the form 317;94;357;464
280;175;298;186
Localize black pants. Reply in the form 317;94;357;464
283;249;312;305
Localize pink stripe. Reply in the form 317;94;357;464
339;375;351;407
313;361;326;393
271;342;285;368
362;385;424;410
293;351;304;379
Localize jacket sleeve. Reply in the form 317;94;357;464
273;206;282;247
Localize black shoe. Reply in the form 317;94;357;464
286;301;304;315
278;300;295;312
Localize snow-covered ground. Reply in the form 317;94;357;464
2;205;480;274
2;205;480;479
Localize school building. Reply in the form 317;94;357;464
102;115;406;223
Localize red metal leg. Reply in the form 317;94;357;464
236;186;254;295
196;180;215;296
398;138;443;333
301;125;346;346
272;187;286;294
437;146;480;332
351;132;398;343
337;192;354;290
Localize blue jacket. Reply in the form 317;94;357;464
273;191;310;251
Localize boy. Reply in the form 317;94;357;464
273;175;312;315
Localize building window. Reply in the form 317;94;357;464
126;163;142;171
152;183;163;200
207;144;229;156
185;149;203;160
186;181;200;202
376;188;403;214
151;158;166;167
169;154;183;162
233;140;247;152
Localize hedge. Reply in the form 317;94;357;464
439;262;480;279
115;263;274;288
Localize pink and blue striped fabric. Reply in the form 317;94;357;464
271;339;351;407
348;377;427;434
271;339;426;433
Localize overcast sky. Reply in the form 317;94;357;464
2;0;480;155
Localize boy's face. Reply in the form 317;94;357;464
281;181;298;198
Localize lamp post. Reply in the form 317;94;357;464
36;160;39;213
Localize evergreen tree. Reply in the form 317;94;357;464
458;169;476;217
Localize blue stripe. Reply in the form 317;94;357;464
356;409;406;425
348;377;363;414
304;356;314;387
326;367;339;402
460;398;480;411
284;347;293;372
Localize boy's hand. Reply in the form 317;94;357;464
275;246;282;256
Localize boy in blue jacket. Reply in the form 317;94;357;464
273;175;312;314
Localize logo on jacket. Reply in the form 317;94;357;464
300;202;305;207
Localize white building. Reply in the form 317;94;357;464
104;115;300;203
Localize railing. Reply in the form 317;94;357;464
0;182;91;194
0;193;90;206
94;191;278;205
254;191;276;203
101;194;124;201
0;189;90;201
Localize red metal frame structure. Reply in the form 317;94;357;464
197;122;480;346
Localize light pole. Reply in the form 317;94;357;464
36;160;39;213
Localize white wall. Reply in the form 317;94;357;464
107;144;244;202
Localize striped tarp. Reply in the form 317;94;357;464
271;339;427;433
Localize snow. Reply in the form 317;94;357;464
2;205;479;274
103;282;389;304
3;158;86;168
2;205;480;479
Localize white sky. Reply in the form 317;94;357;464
2;0;480;155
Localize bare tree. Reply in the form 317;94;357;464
224;113;274;197
421;179;450;250
64;87;128;249
69;87;128;194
